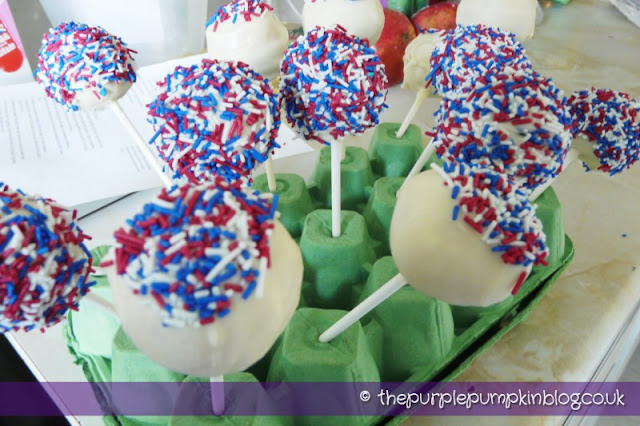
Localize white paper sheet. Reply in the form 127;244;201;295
0;82;162;206
0;54;314;208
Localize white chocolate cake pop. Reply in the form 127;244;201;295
279;25;389;145
456;0;538;42
147;59;280;185
104;179;302;377
402;31;442;94
395;24;533;140
0;184;94;332
426;25;533;97
35;21;136;111
431;71;572;194
205;0;289;81
568;88;640;176
390;162;549;307
302;0;385;45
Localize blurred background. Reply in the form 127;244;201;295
7;0;306;68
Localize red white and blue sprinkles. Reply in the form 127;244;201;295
568;88;640;176
0;184;94;332
426;25;532;96
147;59;280;185
110;179;278;328
279;25;389;145
206;0;273;31
431;71;572;194
433;162;549;295
35;21;137;111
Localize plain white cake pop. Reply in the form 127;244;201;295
456;0;537;42
390;163;549;307
302;0;385;44
206;0;289;81
402;32;442;94
106;181;303;377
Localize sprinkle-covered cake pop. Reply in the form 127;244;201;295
426;25;533;96
568;88;640;176
35;21;137;111
280;25;389;145
0;184;94;332
147;59;280;185
206;0;289;80
105;178;303;377
302;0;385;45
431;71;572;193
391;162;548;307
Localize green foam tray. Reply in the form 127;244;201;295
63;122;574;425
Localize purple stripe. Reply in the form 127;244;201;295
2;382;637;416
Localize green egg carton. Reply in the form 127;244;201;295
63;122;574;425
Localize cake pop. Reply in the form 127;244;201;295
396;24;532;140
0;184;94;332
206;0;289;81
402;31;442;94
36;21;173;188
104;178;303;378
280;25;388;237
319;162;548;342
394;29;444;139
457;0;538;42
569;88;640;176
427;25;533;97
431;71;573;194
302;0;385;45
391;162;549;306
527;87;640;200
35;21;136;111
147;59;280;186
280;26;388;145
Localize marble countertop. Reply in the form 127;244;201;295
413;1;640;424
456;0;640;380
454;0;640;382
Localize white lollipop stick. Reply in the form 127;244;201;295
331;140;344;238
265;155;277;192
264;106;277;192
110;102;173;189
401;139;436;191
319;273;407;343
396;88;430;139
83;276;228;416
83;291;228;415
528;148;580;201
210;376;225;416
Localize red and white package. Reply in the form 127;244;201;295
0;0;32;84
